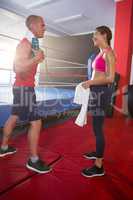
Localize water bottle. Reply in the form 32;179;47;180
32;37;39;57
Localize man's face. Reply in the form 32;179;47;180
33;18;46;38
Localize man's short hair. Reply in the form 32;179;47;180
25;15;42;29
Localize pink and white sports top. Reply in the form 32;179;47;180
92;48;111;72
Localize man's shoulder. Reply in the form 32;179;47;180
17;38;31;51
19;37;31;46
21;37;30;43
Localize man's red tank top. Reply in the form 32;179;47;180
14;38;38;87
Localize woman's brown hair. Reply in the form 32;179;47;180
96;26;112;46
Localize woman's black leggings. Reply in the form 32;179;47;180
92;115;105;158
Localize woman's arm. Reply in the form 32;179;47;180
82;50;116;89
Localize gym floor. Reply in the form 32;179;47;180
0;1;133;200
0;115;133;200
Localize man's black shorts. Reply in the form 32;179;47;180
11;87;41;122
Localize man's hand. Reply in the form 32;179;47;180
34;50;45;63
82;80;91;89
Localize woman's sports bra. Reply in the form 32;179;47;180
92;48;112;72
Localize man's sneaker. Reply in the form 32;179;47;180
0;146;17;157
81;165;105;178
26;159;52;174
83;151;97;160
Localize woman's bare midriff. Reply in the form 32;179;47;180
91;70;107;81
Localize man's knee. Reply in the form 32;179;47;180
30;119;42;129
4;115;18;128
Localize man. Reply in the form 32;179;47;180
0;15;52;174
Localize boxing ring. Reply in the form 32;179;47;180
0;36;133;200
0;41;88;128
0;86;79;127
0;38;92;198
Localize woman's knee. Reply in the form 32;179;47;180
93;125;98;136
92;116;104;135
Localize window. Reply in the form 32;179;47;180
0;36;18;85
0;49;14;69
0;70;11;85
0;36;41;86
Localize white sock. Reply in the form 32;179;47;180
30;156;39;163
1;145;8;151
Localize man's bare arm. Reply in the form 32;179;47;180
13;40;44;73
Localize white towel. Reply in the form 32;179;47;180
73;83;90;127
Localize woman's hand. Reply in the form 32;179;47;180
82;80;91;89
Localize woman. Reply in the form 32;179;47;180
81;26;116;177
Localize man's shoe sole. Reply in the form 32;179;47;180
81;172;105;178
83;155;96;160
26;164;52;174
0;150;17;158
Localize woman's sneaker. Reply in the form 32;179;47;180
0;146;17;157
26;159;52;174
81;165;105;178
83;151;97;160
